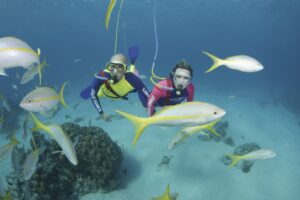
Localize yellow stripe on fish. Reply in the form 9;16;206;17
0;47;39;57
30;95;60;103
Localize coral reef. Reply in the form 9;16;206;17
222;142;261;173
6;123;123;200
197;121;235;147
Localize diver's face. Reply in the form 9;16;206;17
107;63;126;80
173;68;191;90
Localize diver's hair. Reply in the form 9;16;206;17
170;60;193;79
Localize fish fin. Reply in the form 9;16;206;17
59;82;68;107
169;129;192;149
225;154;243;167
204;120;221;137
105;0;117;30
10;134;20;146
115;110;148;147
163;184;171;199
29;112;48;132
37;64;42;86
0;68;8;76
202;51;223;73
39;58;48;71
37;48;41;56
36;57;47;86
152;184;171;200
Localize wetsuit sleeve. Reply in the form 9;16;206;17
125;73;150;108
90;71;108;115
147;83;166;116
186;83;195;101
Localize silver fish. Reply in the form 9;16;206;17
23;149;39;180
22;117;29;140
0;136;20;162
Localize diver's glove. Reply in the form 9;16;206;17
100;113;112;122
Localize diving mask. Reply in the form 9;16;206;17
106;63;126;84
106;63;127;73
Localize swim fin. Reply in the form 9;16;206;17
80;85;92;100
128;46;139;65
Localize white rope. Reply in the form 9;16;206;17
151;0;158;72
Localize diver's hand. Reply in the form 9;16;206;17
100;113;112;122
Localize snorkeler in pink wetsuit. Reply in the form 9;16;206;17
147;60;195;116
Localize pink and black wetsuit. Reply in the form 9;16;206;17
147;79;195;116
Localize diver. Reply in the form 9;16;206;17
81;52;150;121
147;60;194;116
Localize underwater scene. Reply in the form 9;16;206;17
0;0;300;199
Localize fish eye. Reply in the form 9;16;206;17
214;112;217;115
27;98;32;103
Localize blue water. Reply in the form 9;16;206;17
1;0;300;199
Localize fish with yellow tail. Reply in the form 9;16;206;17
152;184;178;200
168;119;221;150
0;36;40;76
115;101;226;146
21;58;48;85
19;82;68;113
225;149;276;167
202;51;263;73
0;191;13;200
29;112;78;165
0;135;20;162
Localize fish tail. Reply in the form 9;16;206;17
202;51;223;73
225;154;243;167
40;58;48;71
10;134;20;146
59;82;68;107
105;0;117;30
115;110;148;147
29;112;47;132
205;120;221;137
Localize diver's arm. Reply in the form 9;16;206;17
125;73;150;107
147;84;165;116
90;71;109;115
186;83;195;101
